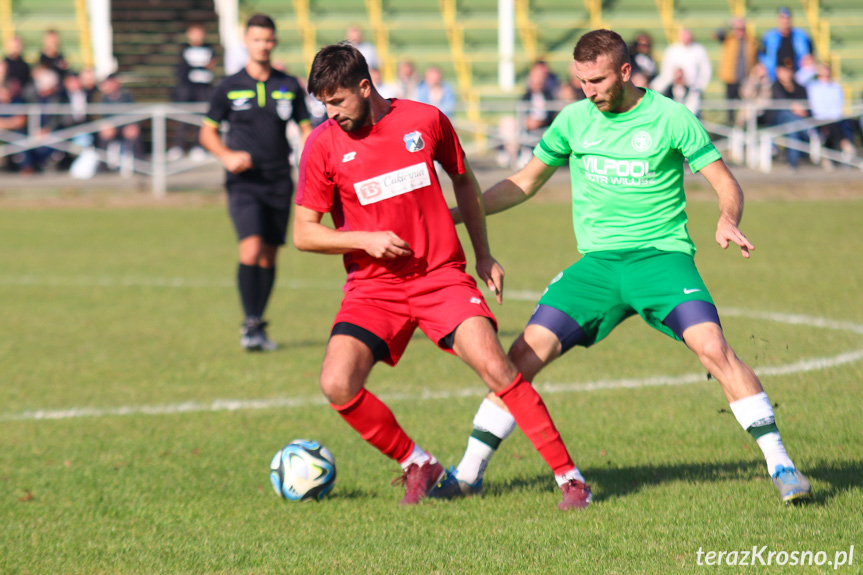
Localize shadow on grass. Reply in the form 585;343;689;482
484;459;862;505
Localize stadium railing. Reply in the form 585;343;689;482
0;102;211;197
1;99;861;196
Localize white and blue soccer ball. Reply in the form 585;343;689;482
270;439;336;501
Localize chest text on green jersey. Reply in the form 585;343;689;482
582;156;657;186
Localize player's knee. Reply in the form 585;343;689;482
238;236;264;264
319;371;352;405
481;354;519;392
696;336;733;370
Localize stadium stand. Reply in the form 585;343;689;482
5;1;862;122
3;0;90;71
111;0;221;102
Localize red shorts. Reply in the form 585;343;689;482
332;266;498;366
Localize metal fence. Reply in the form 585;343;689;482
1;99;862;196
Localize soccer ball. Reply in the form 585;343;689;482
269;439;336;501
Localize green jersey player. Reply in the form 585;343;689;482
434;29;811;505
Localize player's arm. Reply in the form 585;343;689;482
699;158;755;258
451;156;558;225
293;205;412;259
450;159;506;303
199;121;254;174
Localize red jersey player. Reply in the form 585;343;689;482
294;43;591;509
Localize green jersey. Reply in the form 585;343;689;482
534;88;721;256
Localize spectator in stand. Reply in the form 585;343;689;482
807;62;856;167
21;66;67;174
770;63;810;170
96;73;142;171
63;72;94;131
497;61;558;169
651;28;711;116
662;67;699;112
629;32;657;86
78;67;99;100
0;82;27;172
416;65;457;118
346;26;378;71
794;54;817;87
168;22;216;162
369;67;383;91
39;29;70;79
718;17;759;124
3;36;32;95
760;7;812;82
379;59;420;100
737;62;772;128
522;61;557;134
531;60;560;95
558;60;586;102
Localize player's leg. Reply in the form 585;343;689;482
438;258;621;501
228;191;267;349
680;321;811;503
638;251;811;503
236;235;280;350
448;316;590;509
230;192;288;351
326;295;444;505
441;320;567;495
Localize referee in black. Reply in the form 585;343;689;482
200;14;312;351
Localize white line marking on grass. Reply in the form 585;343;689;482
2;277;862;423
5;344;862;423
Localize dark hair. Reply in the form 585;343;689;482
307;42;371;98
573;29;630;69
246;14;276;32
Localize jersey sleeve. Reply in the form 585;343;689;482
432;109;465;175
204;80;229;127
296;125;336;212
669;103;721;172
533;107;574;166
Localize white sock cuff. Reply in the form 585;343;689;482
555;467;585;487
400;445;432;470
729;391;774;430
473;398;517;439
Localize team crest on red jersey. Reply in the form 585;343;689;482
403;131;424;152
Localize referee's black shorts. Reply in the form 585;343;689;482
227;179;294;246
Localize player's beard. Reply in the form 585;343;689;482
591;76;625;112
336;97;371;133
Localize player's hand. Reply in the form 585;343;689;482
222;150;253;174
476;256;505;304
716;218;754;259
363;231;412;259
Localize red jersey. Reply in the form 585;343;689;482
296;99;467;283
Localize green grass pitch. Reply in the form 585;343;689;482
1;194;861;574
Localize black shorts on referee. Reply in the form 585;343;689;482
227;172;294;246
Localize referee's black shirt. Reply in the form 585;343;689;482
205;68;310;193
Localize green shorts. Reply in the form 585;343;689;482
538;248;715;346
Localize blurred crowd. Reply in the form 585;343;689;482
3;8;862;176
490;6;861;169
0;29;146;175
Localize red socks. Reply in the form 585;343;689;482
333;376;573;476
332;388;415;463
496;373;575;476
